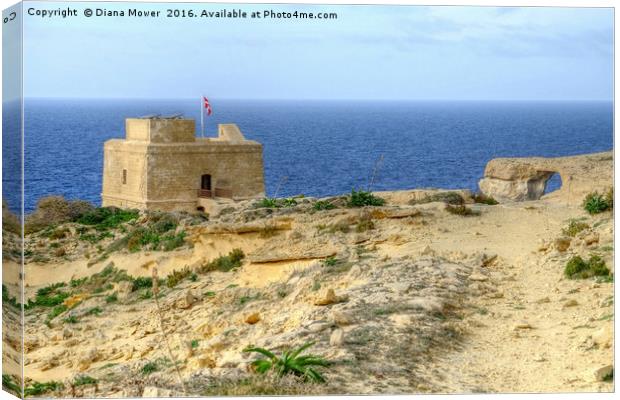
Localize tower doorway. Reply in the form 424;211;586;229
201;174;212;191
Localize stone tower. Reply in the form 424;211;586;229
101;117;265;212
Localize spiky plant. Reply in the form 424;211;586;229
243;342;329;383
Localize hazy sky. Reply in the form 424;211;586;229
19;2;614;101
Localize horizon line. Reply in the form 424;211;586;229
6;96;615;103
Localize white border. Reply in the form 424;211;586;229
0;2;616;400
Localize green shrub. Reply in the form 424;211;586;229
2;374;21;396
472;193;499;205
70;277;88;288
24;381;63;397
281;198;298;207
564;255;611;279
47;305;68;321
313;201;336;211
132;276;153;291
105;293;118;303
77;207;139;230
150;214;178;233
63;316;79;324
85;307;102;316
445;204;479;216
166;266;193;288
562;220;590;237
256;198;279;208
583;191;613;214
27;283;70;308
322;256;338;267
116;226;186;253
244;342;330;383
201;249;245;273
161;231;187;251
347;189;385;207
2;284;19;309
73;375;97;387
141;362;159;375
255;197;298;209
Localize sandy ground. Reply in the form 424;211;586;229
3;189;614;396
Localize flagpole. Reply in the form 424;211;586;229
200;95;204;137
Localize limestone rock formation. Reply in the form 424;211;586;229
479;151;612;203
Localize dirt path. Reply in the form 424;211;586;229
420;202;614;393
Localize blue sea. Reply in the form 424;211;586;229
2;99;614;213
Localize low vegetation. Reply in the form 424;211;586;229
244;342;330;383
564;254;611;279
255;197;298;209
347;189;385;207
27;283;70;308
77;207;139;230
472;192;499;205
103;213;187;255
73;375;97;387
2;374;21;396
583;189;613;215
200;249;245;273
199;374;320;396
562;219;590;237
2;284;20;309
24;380;64;397
166;266;193;288
355;212;375;232
140;358;172;376
313;200;336;211
445;204;480;216
24;196;96;234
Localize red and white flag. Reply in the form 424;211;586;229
203;96;212;116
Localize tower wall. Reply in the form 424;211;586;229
101;118;265;212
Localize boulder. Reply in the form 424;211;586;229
330;329;345;347
314;289;348;306
77;347;99;371
592;365;613;382
245;313;261;325
554;237;571;252
115;281;134;301
592;326;613;349
331;310;356;326
142;387;173;397
176;290;199;309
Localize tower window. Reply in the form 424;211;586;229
122;169;127;184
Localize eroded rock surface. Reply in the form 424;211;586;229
479;151;612;202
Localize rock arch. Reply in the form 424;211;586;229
478;152;613;203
